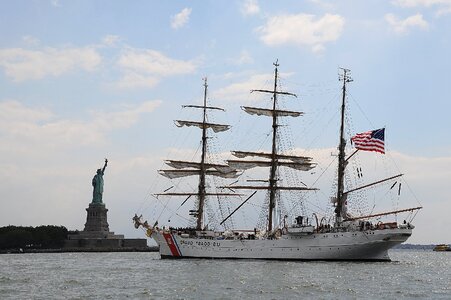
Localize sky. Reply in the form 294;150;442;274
0;0;450;244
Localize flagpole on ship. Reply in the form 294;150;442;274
335;68;353;223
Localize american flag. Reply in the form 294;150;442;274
351;128;385;154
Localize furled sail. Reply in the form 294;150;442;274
231;151;313;163
175;120;230;133
227;160;316;171
159;169;240;179
242;106;303;118
225;185;318;191
165;160;235;173
155;192;242;197
159;169;200;179
227;160;270;170
279;161;316;171
182;105;225;111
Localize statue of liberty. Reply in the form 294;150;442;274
92;159;108;204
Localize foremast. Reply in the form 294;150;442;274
226;61;317;233
158;78;240;231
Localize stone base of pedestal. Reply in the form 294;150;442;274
64;236;147;249
83;203;110;232
64;202;148;251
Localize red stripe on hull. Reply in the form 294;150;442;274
162;233;180;257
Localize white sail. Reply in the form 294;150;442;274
226;185;318;191
175;120;230;133
159;169;240;179
228;160;315;171
159;169;200;179
227;160;270;170
231;151;312;163
242;106;303;118
165;160;235;173
279;161;316;171
182;105;225;111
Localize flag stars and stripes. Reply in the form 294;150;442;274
351;128;385;154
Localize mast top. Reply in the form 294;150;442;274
273;59;279;68
339;68;353;83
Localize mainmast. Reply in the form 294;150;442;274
158;78;240;231
197;78;208;230
335;68;353;221
268;61;280;232
225;61;317;233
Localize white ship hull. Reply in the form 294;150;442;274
151;228;412;261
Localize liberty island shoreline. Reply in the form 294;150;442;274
0;246;158;254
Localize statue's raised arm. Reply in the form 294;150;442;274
102;158;108;174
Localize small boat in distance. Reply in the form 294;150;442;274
134;62;422;261
433;244;451;251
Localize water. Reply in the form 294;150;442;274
0;250;449;299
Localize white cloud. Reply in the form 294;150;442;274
393;0;451;16
118;49;197;77
22;36;40;46
0;47;102;81
394;0;451;7
257;13;345;53
0;100;161;149
102;35;121;46
308;0;335;10
213;73;272;103
385;13;429;34
115;48;198;89
0;100;53;123
91;101;162;130
241;0;260;16
115;72;160;89
51;0;61;7
230;50;254;65
171;8;192;29
213;72;290;103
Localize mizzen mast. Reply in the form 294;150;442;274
335;68;353;221
333;69;422;222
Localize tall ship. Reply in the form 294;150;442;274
134;63;422;261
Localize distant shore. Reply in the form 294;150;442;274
394;244;445;250
0;246;159;254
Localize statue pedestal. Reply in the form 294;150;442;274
65;202;148;251
84;203;110;232
67;203;123;240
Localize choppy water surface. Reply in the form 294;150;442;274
0;250;449;299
